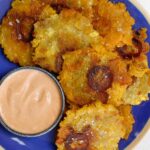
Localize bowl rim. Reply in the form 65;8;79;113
0;66;66;137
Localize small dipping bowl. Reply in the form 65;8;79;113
0;67;65;137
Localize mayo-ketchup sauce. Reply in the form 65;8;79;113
0;68;63;135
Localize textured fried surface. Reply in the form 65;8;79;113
56;101;126;150
107;29;150;105
52;0;97;8
118;105;134;139
0;0;53;66
92;0;135;50
123;72;150;105
60;43;150;106
128;54;149;78
59;46;134;106
59;47;119;105
51;0;98;20
32;9;100;72
107;72;150;106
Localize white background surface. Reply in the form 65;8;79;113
136;0;150;16
127;0;150;150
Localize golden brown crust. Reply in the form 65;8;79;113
59;47;125;106
51;0;98;19
92;0;135;50
64;126;92;150
32;9;100;73
116;30;150;59
59;48;111;105
109;58;132;85
56;101;126;150
118;105;135;139
0;0;52;66
60;44;150;106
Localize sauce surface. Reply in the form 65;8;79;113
0;69;62;134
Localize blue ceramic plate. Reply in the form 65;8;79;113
0;0;150;149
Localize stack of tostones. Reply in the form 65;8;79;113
59;39;150;106
1;0;150;149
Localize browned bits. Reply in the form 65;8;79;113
56;54;64;72
15;17;35;42
117;32;146;59
117;45;135;59
51;3;69;14
65;133;89;150
87;65;113;92
132;37;143;54
56;127;74;145
98;92;108;104
109;59;132;85
10;13;35;42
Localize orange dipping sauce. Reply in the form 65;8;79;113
0;68;63;135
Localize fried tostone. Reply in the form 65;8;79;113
59;46;134;106
92;0;135;50
118;105;135;139
123;72;150;105
0;0;54;66
32;9;100;73
60;44;150;106
56;101;126;150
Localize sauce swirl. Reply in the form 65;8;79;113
0;69;62;134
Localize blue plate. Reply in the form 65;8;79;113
0;0;150;149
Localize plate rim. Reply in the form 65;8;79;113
127;0;150;149
130;0;150;24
